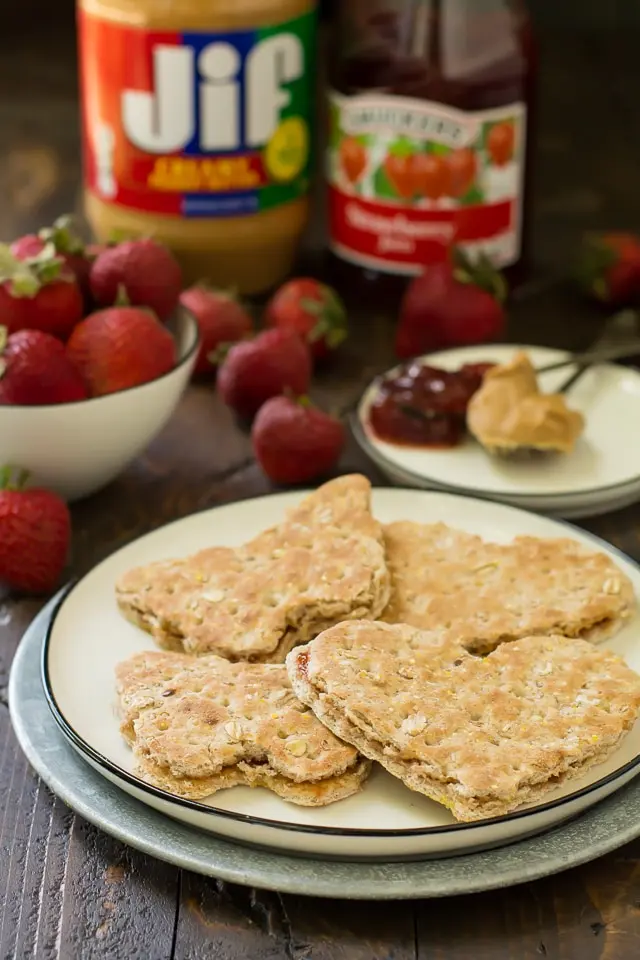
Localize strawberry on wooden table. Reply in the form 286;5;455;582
395;248;507;358
0;244;84;340
66;306;177;397
217;328;312;419
265;278;348;361
11;214;93;304
0;467;70;594
578;232;640;306
252;395;345;484
179;286;253;376
0;327;88;405
89;239;183;321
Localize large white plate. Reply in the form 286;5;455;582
357;345;640;503
43;487;640;860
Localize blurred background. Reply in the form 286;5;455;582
2;0;639;281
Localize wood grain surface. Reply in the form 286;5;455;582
3;14;640;960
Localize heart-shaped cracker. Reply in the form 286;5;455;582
287;620;640;821
381;520;635;652
117;649;370;805
467;352;585;454
116;475;390;662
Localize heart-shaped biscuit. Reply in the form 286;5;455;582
287;620;640;821
117;649;371;805
116;475;390;662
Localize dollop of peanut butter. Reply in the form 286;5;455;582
467;352;585;454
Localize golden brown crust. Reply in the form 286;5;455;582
116;476;390;662
286;621;640;821
116;649;371;806
467;352;585;454
381;521;635;651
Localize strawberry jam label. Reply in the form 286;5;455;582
78;11;316;218
327;91;526;274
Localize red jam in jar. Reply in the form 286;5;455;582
327;0;537;302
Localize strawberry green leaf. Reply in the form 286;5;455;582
388;136;416;158
0;464;30;490
39;214;85;256
426;142;451;157
452;247;508;303
457;184;485;206
373;165;397;200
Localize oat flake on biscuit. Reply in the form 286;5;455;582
286;620;640;822
116;475;390;662
381;521;635;653
116;649;371;805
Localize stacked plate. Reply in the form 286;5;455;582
8;484;640;895
354;344;640;519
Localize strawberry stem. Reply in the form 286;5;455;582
451;246;508;303
0;465;30;491
207;341;233;366
114;284;131;307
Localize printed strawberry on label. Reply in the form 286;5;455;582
66;305;177;397
0;327;88;405
577;232;640;306
252;395;345;485
179;286;253;376
339;137;367;184
0;467;71;594
0;244;84;341
90;239;183;321
486;121;516;167
265;278;348;360
395;247;507;358
217;328;312;420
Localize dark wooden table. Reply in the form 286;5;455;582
4;15;640;960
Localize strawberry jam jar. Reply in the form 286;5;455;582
326;0;537;301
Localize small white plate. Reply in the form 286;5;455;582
354;420;640;520
357;345;640;508
43;487;640;860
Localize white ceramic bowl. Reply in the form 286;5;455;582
0;306;200;501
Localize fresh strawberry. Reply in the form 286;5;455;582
179;286;253;376
89;239;183;321
66;306;176;396
264;279;348;360
218;329;312;419
11;215;93;303
395;249;507;358
578;232;640;306
252;395;345;484
0;244;84;340
0;467;70;593
0;328;88;405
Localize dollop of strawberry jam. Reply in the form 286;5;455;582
368;361;494;448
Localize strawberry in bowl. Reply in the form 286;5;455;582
0;301;199;502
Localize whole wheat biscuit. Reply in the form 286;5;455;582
116;649;371;805
116;475;390;662
381;521;635;652
286;620;640;821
